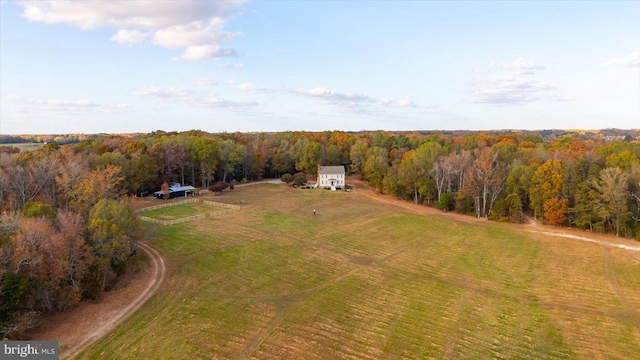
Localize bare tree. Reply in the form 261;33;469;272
468;148;508;218
55;147;89;209
432;155;455;202
594;167;630;235
449;150;473;192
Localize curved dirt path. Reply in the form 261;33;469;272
61;242;166;359
526;230;640;252
353;181;640;253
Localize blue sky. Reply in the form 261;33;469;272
1;0;638;134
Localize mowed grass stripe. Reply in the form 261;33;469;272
256;259;570;359
80;184;640;359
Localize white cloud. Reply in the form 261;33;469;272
131;86;256;109
1;94;128;115
110;29;150;45
295;88;369;106
191;96;255;109
194;78;219;86
17;0;245;61
476;58;546;75
469;75;566;105
173;45;221;61
131;86;191;100
101;103;132;113
18;1;244;30
469;59;566;106
238;83;263;92
217;62;244;68
42;99;98;111
602;51;640;67
378;98;418;108
235;82;432;110
497;58;546;74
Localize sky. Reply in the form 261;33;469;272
0;0;639;135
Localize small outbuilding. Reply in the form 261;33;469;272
317;165;345;191
154;183;196;199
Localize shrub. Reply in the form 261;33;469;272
292;173;307;187
437;193;455;212
455;193;474;215
281;173;294;184
209;182;229;195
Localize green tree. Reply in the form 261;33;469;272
218;139;246;182
349;139;369;178
364;146;389;192
398;151;421;203
296;141;322;176
384;160;404;198
393;135;411;150
324;144;342;166
506;163;538;213
21;201;55;219
271;149;294;178
86;199;141;292
437;192;455;212
192;138;219;188
412;142;446;204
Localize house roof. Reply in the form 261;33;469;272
153;184;196;195
319;166;345;175
171;185;196;192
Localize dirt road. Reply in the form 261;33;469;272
355;181;640;252
62;242;165;359
29;242;166;360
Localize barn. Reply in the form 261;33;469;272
153;183;196;199
317;165;345;191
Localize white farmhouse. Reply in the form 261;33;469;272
317;165;345;190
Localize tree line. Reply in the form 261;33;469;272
0;142;144;338
1;128;639;336
350;132;640;237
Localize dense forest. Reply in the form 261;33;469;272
1;128;639;338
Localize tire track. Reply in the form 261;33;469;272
62;242;166;359
603;248;640;327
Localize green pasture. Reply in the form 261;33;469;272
0;142;44;151
140;203;227;220
79;184;640;359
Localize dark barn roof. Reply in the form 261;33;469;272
153;183;196;198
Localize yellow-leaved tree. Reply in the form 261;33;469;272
530;159;565;221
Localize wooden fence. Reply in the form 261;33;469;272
137;199;240;225
202;200;240;210
134;199;197;213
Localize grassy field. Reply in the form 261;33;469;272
140;203;228;220
79;184;640;359
0;142;45;151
